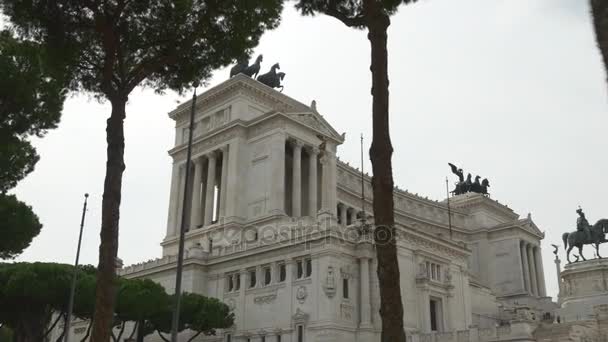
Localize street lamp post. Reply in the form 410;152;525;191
64;193;89;342
171;83;198;342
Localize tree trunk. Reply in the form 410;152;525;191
591;0;608;82
365;3;406;342
90;97;127;342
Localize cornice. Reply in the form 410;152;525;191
169;74;311;121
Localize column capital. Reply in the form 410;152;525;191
220;144;229;153
290;138;304;149
308;146;320;155
207;150;218;159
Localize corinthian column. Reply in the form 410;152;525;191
269;133;286;215
190;157;204;228
527;244;538;296
219;145;229;219
359;257;372;327
166;163;181;237
204;152;217;226
292;141;303;217
534;246;547;297
308;147;318;217
520;241;531;293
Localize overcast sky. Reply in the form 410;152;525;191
11;0;608;301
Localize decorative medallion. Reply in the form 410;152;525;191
296;285;308;304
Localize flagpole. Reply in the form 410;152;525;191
446;177;453;240
64;193;89;342
360;134;366;228
171;83;198;342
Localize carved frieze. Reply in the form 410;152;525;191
254;293;277;305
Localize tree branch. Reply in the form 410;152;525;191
186;331;202;342
323;8;365;27
156;330;171;342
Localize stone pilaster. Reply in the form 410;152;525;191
190;157;204;228
219;145;229;219
176;164;187;232
534;246;546;297
292;140;302;217
204;151;217;226
520;241;531;294
269;132;286;215
308;147;318;217
359;256;372;327
526;244;538;296
166;163;181;237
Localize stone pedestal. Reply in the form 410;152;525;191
557;258;608;322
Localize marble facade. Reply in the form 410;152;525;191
68;75;556;342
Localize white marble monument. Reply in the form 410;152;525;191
63;74;555;342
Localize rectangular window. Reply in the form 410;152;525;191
436;265;441;281
429;298;443;332
228;275;234;292
225;334;231;342
343;278;349;299
235;274;240;290
261;336;266;342
430;299;438;331
279;263;286;282
296;260;304;279
277;335;281;342
297;325;304;342
264;266;271;286
305;258;312;277
249;270;256;288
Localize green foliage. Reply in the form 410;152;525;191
0;30;67;192
1;0;284;97
116;278;169;323
295;0;417;28
152;293;234;340
0;194;42;260
0;326;13;342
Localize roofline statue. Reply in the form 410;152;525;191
562;206;608;263
448;163;490;196
230;54;264;78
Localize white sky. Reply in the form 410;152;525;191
11;0;608;302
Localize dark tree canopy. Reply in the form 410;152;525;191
1;0;284;98
0;30;66;192
1;1;283;339
0;194;42;260
590;0;608;82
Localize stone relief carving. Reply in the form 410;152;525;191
340;265;355;279
292;308;309;324
340;303;354;320
254;293;277;305
296;286;308;304
322;266;336;298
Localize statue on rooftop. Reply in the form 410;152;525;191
230;54;264;78
257;62;285;92
448;163;490;196
562;207;608;263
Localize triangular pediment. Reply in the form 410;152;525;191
169;74;344;143
169;74;311;120
286;112;344;143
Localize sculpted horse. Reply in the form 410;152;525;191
480;178;490;196
563;219;608;263
229;54;263;78
257;63;285;91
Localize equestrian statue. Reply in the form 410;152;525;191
257;63;286;92
562;207;608;263
229;54;264;78
448;163;490;196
